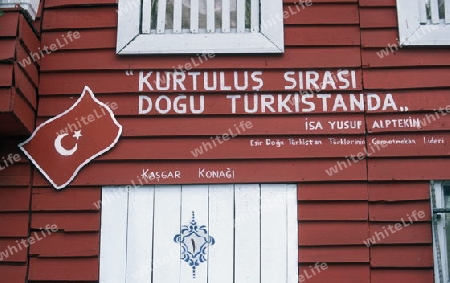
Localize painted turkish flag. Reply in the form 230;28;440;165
18;86;122;190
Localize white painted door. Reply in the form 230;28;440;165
99;184;298;283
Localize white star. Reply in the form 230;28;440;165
73;130;82;140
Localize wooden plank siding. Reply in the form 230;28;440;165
0;11;39;135
0;10;37;281
0;0;446;281
360;0;441;280
0;140;32;283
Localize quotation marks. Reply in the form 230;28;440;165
399;106;409;112
125;70;134;76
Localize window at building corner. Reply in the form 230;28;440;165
396;0;450;45
0;0;40;20
431;181;450;282
116;0;284;54
99;184;298;282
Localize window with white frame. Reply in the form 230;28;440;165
116;0;284;54
0;0;40;19
396;0;450;45
431;181;450;282
99;184;298;283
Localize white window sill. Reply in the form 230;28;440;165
0;0;40;20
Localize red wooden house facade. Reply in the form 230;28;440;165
1;0;450;282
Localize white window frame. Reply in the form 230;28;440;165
116;0;284;54
431;181;450;283
0;0;40;19
99;184;298;283
396;0;450;45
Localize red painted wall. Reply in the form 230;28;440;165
1;0;449;282
0;11;38;135
0;9;39;283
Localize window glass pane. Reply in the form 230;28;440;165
425;0;431;20
199;0;207;30
182;1;190;29
245;0;251;29
229;0;237;29
150;0;158;30
438;0;445;19
166;0;174;30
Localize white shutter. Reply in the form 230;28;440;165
99;187;128;283
207;184;234;282
234;184;261;283
100;184;298;283
125;186;154;282
261;184;288;283
152;185;182;282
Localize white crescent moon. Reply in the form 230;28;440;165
54;133;78;156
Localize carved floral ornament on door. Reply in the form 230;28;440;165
174;211;216;278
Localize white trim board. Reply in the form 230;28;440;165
397;0;450;45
